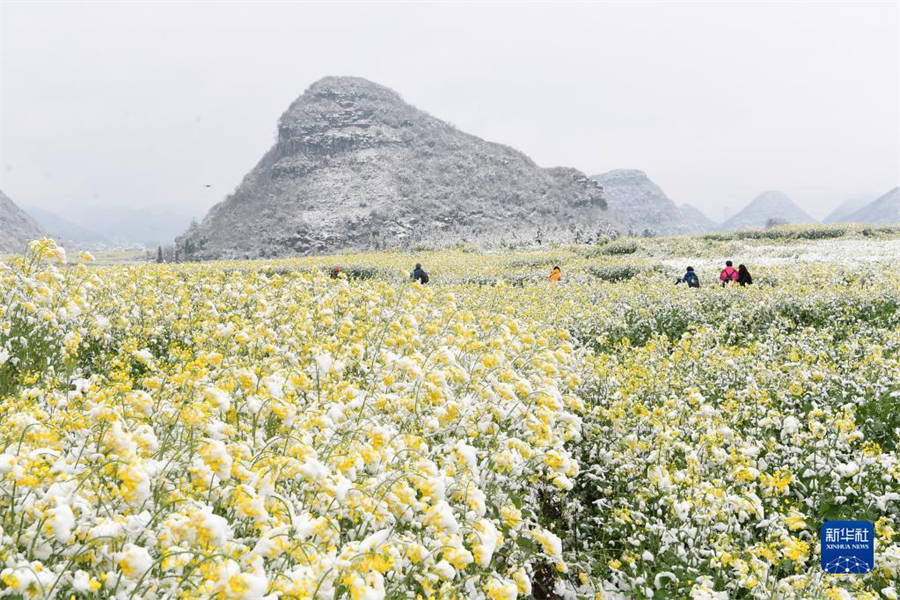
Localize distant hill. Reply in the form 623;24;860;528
49;204;196;248
178;76;624;259
721;191;816;230
590;169;714;235
678;203;718;232
0;190;46;253
842;187;900;224
25;206;109;247
824;195;873;224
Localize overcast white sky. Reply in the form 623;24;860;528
1;1;897;222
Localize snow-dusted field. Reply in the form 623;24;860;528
1;234;898;599
660;237;900;270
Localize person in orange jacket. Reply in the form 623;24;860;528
549;266;561;282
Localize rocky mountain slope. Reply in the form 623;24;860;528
721;191;815;230
591;170;714;235
178;77;624;259
842;187;900;224
0;190;45;253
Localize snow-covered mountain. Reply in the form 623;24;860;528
1;190;46;253
721;191;816;230
178;76;624;259
590;169;714;235
842;187;900;224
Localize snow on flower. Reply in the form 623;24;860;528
45;503;75;543
115;543;154;579
0;234;897;599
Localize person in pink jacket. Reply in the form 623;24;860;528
719;260;739;286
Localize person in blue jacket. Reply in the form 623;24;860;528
411;263;429;284
677;266;700;288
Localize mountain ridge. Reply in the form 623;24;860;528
678;203;718;231
25;206;110;247
0;190;46;253
841;187;900;224
824;195;873;224
591;169;715;236
178;76;625;259
721;190;815;230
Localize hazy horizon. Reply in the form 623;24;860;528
1;1;897;224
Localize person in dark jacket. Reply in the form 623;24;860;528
737;264;753;286
677;266;700;288
411;263;429;284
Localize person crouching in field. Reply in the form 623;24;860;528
549;266;561;282
737;264;753;286
677;266;700;288
720;261;739;286
411;263;429;284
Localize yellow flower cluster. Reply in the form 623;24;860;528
0;240;584;599
1;233;898;599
